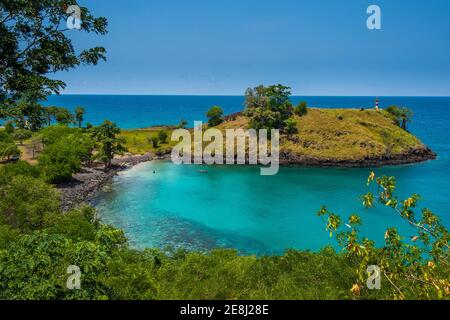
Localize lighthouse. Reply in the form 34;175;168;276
375;97;379;111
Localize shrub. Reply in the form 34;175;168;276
150;136;159;148
294;101;308;116
0;176;60;232
318;172;449;299
206;106;224;127
37;133;94;183
158;130;168;144
284;118;298;134
5;121;14;134
0;141;20;161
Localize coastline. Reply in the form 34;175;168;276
279;146;437;167
58;145;436;212
58;153;155;211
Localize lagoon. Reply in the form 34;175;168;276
83;95;450;254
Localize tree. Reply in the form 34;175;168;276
318;173;449;299
158;130;168;144
385;106;413;131
4;121;14;134
0;1;108;106
92;121;126;169
55;108;74;125
8;100;46;131
38;132;94;183
75;107;86;128
42;106;60;126
38;140;81;183
13;129;32;145
206;106;224;127
0;141;20;161
0;176;60;232
294;101;308;117
178;119;188;129
150;136;159;148
244;84;293;131
40;125;76;145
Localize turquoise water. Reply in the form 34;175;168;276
69;95;449;254
93;161;449;254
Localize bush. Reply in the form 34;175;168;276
38;133;94;183
0;175;60;232
0;141;20;160
0;161;41;186
40;125;77;145
5;121;14;134
318;172;450;299
158;130;168;144
294;101;308;116
150;136;159;148
206;106;224;127
284;118;298;134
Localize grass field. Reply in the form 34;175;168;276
119;127;177;154
217;108;424;161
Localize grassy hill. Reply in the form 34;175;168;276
217;108;435;166
114;108;435;167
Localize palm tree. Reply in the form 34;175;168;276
75;106;85;128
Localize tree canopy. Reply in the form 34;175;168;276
244;84;293;131
0;0;108;109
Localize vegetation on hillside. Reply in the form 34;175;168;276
0;159;447;299
217;108;425;161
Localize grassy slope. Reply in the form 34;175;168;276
218;108;425;161
4;109;427;163
119;127;176;154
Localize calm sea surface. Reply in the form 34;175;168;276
45;95;450;254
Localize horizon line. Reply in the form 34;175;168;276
51;93;450;98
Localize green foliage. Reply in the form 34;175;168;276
75;107;86;128
158;130;168;144
5;121;14;134
178;119;188;129
150;136;159;148
0;141;19;160
40;125;77;145
92;120;126;168
385;106;413;130
0;161;41;185
55;108;74;125
38;132;94;183
244;84;293;131
294;101;308;117
0;1;108;104
284;118;298;135
318;172;449;299
206;106;224;127
12;129;32;144
0;176;60;232
0;131;12;142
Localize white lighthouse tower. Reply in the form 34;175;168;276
375;97;379;111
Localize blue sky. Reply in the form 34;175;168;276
61;0;450;95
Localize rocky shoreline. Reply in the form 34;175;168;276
58;153;154;212
279;146;437;167
58;146;436;211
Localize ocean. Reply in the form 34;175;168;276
44;95;450;254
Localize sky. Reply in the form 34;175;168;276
59;0;450;96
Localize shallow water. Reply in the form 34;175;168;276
93;160;449;254
80;95;450;254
